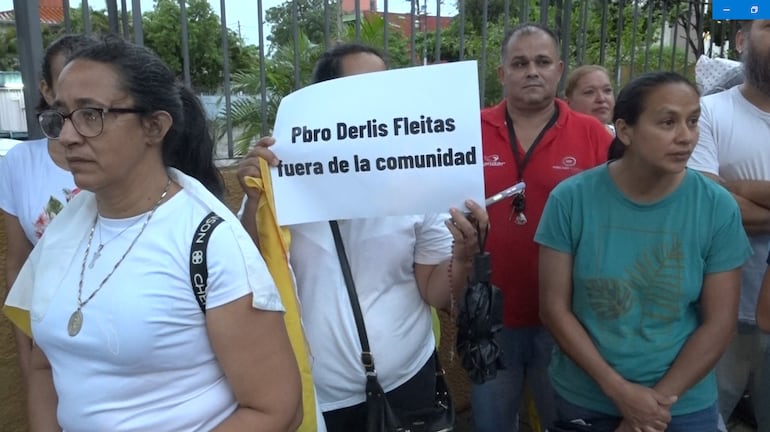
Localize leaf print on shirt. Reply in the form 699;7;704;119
33;187;81;238
626;238;684;325
585;278;633;320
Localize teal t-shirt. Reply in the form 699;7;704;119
534;163;752;416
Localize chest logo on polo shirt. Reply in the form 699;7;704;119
553;156;580;171
484;154;506;167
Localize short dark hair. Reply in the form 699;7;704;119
608;71;699;159
500;23;561;63
740;20;753;32
311;43;387;84
35;33;100;112
66;34;224;198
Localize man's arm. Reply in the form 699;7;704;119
700;174;770;235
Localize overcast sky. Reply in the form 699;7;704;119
0;0;457;45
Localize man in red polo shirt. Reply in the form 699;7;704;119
472;23;612;432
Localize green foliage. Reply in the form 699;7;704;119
265;0;331;50
143;0;257;93
0;27;19;71
227;32;323;155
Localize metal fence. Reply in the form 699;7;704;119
12;0;737;158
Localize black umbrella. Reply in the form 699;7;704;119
455;234;505;385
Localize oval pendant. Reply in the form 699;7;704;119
68;309;83;337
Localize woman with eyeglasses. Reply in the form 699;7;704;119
4;35;302;431
0;34;98;392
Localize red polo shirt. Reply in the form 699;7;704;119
482;98;612;327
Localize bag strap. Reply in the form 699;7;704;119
329;220;376;375
190;212;225;314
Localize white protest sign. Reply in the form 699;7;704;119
270;61;484;226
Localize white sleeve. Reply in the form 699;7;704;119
0;147;18;215
688;99;720;175
204;221;284;312
414;213;453;265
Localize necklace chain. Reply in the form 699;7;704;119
89;214;146;268
76;178;172;313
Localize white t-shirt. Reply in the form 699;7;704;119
23;174;283;431
0;138;76;243
289;215;451;411
688;85;770;323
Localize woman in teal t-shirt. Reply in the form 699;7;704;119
536;72;752;432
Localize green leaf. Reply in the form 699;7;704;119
585;277;633;320
626;238;684;324
46;196;64;215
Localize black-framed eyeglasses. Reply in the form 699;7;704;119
37;107;145;139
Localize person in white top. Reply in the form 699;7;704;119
564;65;616;136
4;35;302;431
0;33;98;384
687;19;770;432
237;43;489;431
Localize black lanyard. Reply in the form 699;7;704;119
504;104;560;182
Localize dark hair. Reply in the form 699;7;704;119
311;43;387;84
740;20;753;32
66;34;224;199
36;33;100;111
500;23;561;62
608;71;699;159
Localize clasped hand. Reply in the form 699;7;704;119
612;382;677;432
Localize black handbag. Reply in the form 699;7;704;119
330;221;455;432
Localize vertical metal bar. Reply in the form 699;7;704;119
577;0;589;65
658;0;666;68
323;0;331;49
383;0;389;53
540;0;548;26
614;0;624;85
554;0;562;39
14;0;44;138
629;0;640;79
132;0;144;46
180;0;192;88
559;0;571;93
257;0;268;137
292;0;301;89
504;0;510;35
355;0;361;42
421;0;428;65
719;20;726;58
481;0;489;107
696;0;705;58
671;0;682;71
599;0;608;66
219;0;233;158
682;0;692;75
63;0;72;33
434;0;441;62
520;0;529;22
82;0;92;33
458;0;465;61
106;0;119;34
410;0;416;66
643;0;654;71
121;0;130;39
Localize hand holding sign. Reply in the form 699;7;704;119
237;136;279;201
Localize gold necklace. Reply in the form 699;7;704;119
67;178;172;337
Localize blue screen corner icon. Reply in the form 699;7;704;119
713;0;770;19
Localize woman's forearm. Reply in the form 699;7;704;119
212;405;302;432
654;321;733;398
27;351;60;432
